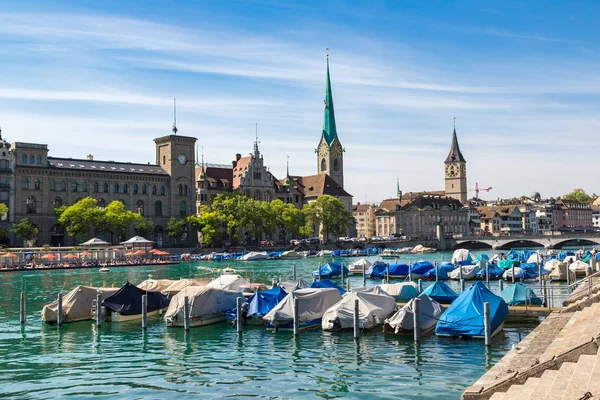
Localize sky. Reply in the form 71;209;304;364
1;0;599;203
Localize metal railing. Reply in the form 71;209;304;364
524;270;600;309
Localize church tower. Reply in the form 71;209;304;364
444;122;467;205
316;54;344;188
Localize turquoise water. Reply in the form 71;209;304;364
0;252;536;399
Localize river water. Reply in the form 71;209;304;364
0;250;537;399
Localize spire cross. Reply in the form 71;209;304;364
453;117;456;129
326;48;329;58
172;98;178;134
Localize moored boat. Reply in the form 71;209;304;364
165;287;243;327
322;289;397;331
384;294;443;335
42;285;119;324
348;258;372;275
421;281;458;304
500;282;542;306
102;282;171;322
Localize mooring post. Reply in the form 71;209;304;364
541;277;547;307
183;296;190;331
341;263;344;285
435;261;439;282
460;279;465;293
538;264;543;291
485;260;489;286
57;293;63;326
346;278;351;292
386;266;389;284
95;293;102;327
353;298;360;340
363;263;366;287
292;262;297;281
236;296;243;333
511;264;515;284
418;279;423;294
413;297;421;342
409;262;413;281
484;301;491;346
293;297;299;336
499;279;504;292
19;292;26;324
141;294;148;330
458;263;463;282
566;266;571;288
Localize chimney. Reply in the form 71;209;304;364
236;153;241;161
86;154;94;160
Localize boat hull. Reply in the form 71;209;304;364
109;308;164;322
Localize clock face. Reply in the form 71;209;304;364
318;142;329;157
330;141;343;157
446;164;457;177
177;154;187;165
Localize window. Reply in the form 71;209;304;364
82;182;88;192
30;155;35;164
155;200;162;216
93;182;99;193
179;184;183;196
113;184;119;194
142;184;147;195
34;179;40;190
333;159;339;172
136;200;144;215
22;154;27;164
60;180;66;191
133;184;138;194
160;185;165;196
321;158;326;171
163;155;166;165
0;160;9;169
123;183;128;194
37;155;42;165
152;185;157;195
184;184;188;196
103;183;109;193
72;182;78;192
23;178;29;190
26;196;36;214
179;200;187;216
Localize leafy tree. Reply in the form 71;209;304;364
134;218;154;238
188;206;221;247
167;217;188;245
13;218;38;243
0;203;7;218
97;201;143;242
301;195;354;243
58;197;100;239
270;199;302;241
211;192;253;243
0;226;10;240
563;188;594;203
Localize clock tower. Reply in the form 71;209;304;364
316;54;344;188
444;122;467;205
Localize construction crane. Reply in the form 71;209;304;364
469;182;492;199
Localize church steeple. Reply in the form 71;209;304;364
322;54;338;147
445;119;466;163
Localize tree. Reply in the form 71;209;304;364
211;192;254;244
97;201;143;242
167;217;188;245
270;199;302;242
563;188;594;203
188;206;221;247
0;227;10;240
58;197;100;239
301;195;354;243
0;203;7;219
13;218;38;244
134;218;154;238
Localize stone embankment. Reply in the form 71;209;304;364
463;277;600;400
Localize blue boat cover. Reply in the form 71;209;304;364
226;286;288;322
411;261;434;275
422;281;458;304
475;263;505;279
388;263;410;276
518;263;549;279
501;283;542;306
365;261;389;278
435;281;508;337
422;262;455;280
473;254;490;263
309;279;346;295
103;282;170;315
312;261;348;279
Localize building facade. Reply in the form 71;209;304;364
477;205;522;236
518;204;538;235
552;200;593;231
353;203;376;239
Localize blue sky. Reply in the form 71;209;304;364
1;1;599;203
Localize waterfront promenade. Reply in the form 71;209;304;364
463;275;600;399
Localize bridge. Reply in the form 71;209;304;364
451;234;600;250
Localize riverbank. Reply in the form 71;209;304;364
0;260;179;273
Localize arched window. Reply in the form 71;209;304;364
163;155;166;165
179;184;183;196
254;190;261;200
142;184;147;195
97;198;106;209
72;182;78;192
29;155;35;164
264;192;271;202
23;178;29;190
160;185;165;196
133;184;138;194
152;185;157;195
333;159;339;172
113;183;119;194
22;153;27;164
36;155;42;165
59;180;66;191
82;182;88;192
54;197;63;207
136;200;144;215
103;183;109;193
93;182;99;193
321;158;326;171
49;180;56;191
26;196;36;214
184;184;188;196
155;200;162;216
179;200;187;216
123;183;128;193
34;179;41;190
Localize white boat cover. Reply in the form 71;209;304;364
206;274;248;291
376;282;418;301
452;249;472;264
137;279;176;292
278;279;309;292
240;251;269;261
412;244;435;253
348;258;372;273
41;285;119;323
526;253;543;264
322;290;397;330
569;260;589;274
502;267;523;280
449;265;481;280
280;250;302;259
384;294;443;334
263;288;342;325
162;278;210;295
544;259;564;272
164;287;243;326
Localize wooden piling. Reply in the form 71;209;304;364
292;262;297;281
141;294;147;330
363;263;366;287
95;293;102;327
353;298;359;340
236;296;243;333
183;296;190;331
346;278;351;292
293;297;299;336
511;264;515;284
435;262;439;282
484;301;491;346
57;293;63;326
19;292;26;324
413;297;420;342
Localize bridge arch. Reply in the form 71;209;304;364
553;238;600;249
496;239;545;250
454;240;493;250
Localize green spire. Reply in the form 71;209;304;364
284;155;293;187
199;148;206;180
397;178;402;200
322;54;338;147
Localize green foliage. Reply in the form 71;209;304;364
99;201;143;241
58;197;100;239
210;192;250;243
270;199;302;240
563;188;594;203
41;244;50;250
12;218;38;241
301;195;354;242
167;217;188;244
0;203;8;218
0;226;10;240
134;218;154;238
188;206;221;246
